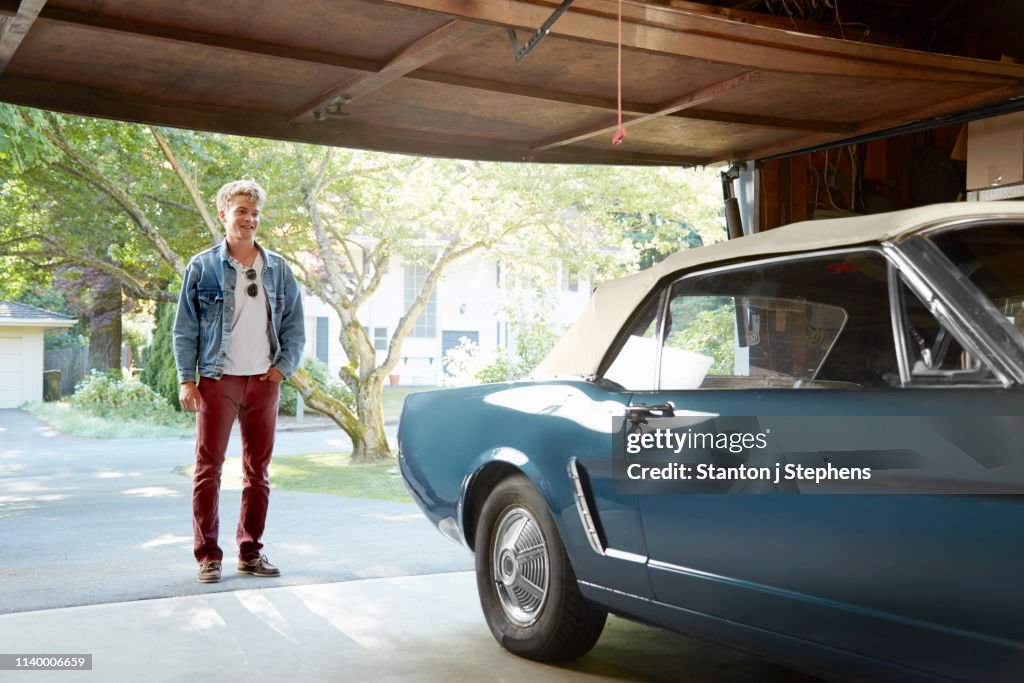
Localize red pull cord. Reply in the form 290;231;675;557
612;0;626;145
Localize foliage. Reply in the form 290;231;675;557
441;336;488;387
666;298;738;374
622;212;705;269
69;369;190;426
444;303;562;385
280;357;354;416
140;301;182;410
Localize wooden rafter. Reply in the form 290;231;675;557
370;0;1020;83
0;1;851;135
0;0;45;76
0;1;378;72
410;69;853;133
737;83;1024;160
0;74;708;166
290;20;482;123
533;71;762;151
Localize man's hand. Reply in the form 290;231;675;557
259;367;285;383
179;381;201;413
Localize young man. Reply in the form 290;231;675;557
173;179;305;583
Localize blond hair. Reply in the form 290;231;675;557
216;179;266;213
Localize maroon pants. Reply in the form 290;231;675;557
193;375;280;563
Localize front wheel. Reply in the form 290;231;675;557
475;475;607;661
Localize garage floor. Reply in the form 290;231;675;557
0;571;817;682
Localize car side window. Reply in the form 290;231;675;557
897;276;996;384
661;251;898;390
661;293;849;388
603;296;662;390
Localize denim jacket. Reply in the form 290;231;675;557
173;241;305;384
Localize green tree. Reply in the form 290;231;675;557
0;105;724;461
140;301;182;409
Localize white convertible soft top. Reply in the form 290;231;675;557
535;201;1024;379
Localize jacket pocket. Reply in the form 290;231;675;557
197;289;223;324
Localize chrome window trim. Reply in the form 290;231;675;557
653;287;669;392
885;236;1022;387
886;261;912;386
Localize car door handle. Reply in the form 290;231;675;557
626;403;675;419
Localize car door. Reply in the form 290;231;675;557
609;239;1024;680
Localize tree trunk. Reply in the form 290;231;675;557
87;278;122;372
288;368;391;462
351;375;389;463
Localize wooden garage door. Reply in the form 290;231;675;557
0;335;25;408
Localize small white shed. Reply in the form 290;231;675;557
0;302;77;408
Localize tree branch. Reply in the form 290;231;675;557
30;111;187;276
149;126;222;245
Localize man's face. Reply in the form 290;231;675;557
220;195;261;242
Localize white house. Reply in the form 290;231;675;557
0;302;76;408
300;254;590;386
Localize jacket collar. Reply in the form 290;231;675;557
216;240;274;271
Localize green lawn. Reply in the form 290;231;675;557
24;402;195;439
179;451;412;502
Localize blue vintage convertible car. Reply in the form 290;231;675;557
398;202;1024;682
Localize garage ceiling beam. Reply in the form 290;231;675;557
0;1;379;72
290;20;482;123
369;0;1020;83
533;70;761;151
410;69;855;133
0;74;708;166
738;83;1024;161
0;1;852;135
0;0;46;76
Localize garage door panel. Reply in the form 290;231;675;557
0;336;25;408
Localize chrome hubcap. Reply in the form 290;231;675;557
492;505;549;626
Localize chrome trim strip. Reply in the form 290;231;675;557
568;458;605;555
605;548;648;564
654;288;669;391
568;459;650;562
884;254;912;386
579;580;655;603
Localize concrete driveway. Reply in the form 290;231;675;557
0;409;817;682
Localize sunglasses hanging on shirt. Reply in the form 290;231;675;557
245;268;258;297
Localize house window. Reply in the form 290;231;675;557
496;260;503;288
315;317;329;365
373;327;388;351
404;264;437;338
562;267;579;292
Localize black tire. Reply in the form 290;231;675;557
475;474;607;661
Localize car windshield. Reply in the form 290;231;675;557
929;222;1024;342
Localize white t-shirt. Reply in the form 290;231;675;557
222;253;273;376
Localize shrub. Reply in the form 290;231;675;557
70;369;190;426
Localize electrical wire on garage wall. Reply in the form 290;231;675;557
612;0;626;145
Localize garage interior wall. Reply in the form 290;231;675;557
757;123;969;230
745;0;1024;230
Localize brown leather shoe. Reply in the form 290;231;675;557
197;560;222;583
237;554;280;577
